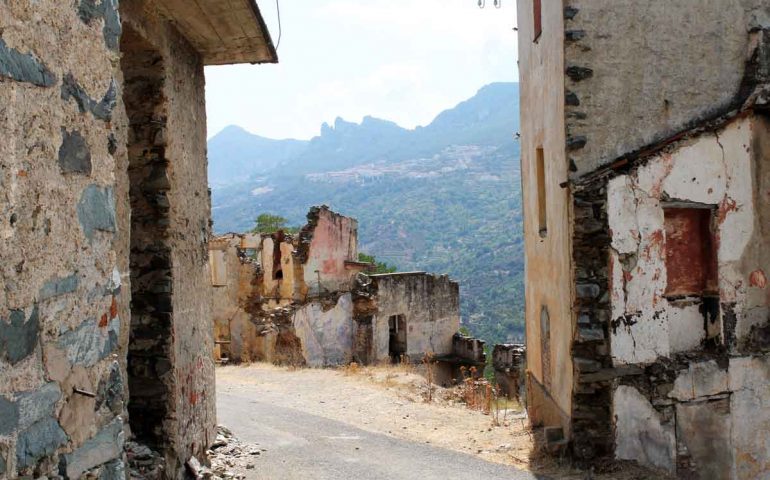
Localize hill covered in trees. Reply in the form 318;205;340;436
209;83;524;343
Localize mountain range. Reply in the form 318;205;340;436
208;82;524;344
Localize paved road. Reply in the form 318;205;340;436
217;388;547;480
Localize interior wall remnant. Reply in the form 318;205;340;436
608;117;753;365
604;115;770;478
662;207;718;297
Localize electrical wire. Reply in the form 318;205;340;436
274;0;282;50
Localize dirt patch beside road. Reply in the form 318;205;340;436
216;363;669;480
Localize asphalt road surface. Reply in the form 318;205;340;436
217;386;546;480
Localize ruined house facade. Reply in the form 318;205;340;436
518;0;770;477
0;1;275;478
210;206;467;373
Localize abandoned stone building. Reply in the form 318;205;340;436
518;0;770;478
0;1;276;478
210;206;475;379
491;343;526;402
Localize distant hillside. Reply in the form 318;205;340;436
208;83;524;343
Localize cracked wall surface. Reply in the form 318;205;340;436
607;114;770;478
563;0;770;178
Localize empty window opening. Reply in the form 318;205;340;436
663;207;718;297
388;314;407;362
536;146;547;237
533;0;542;41
209;248;228;286
540;305;551;389
272;231;284;280
122;25;172;450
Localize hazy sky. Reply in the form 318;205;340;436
204;0;519;140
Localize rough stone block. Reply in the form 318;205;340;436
77;185;117;242
58;317;119;367
0;38;56;87
18;382;62;430
0;395;20;435
575;283;600;299
77;0;121;51
99;459;126;480
0;305;39;364
40;274;79;301
60;417;124;480
61;74;117;121
574;357;601;373
59;130;92;175
16;418;68;469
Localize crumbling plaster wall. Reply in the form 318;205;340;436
370;273;460;362
300;206;359;297
293;294;354;367
210;235;262;362
259;235;297;306
563;0;770;178
0;1;129;478
608;116;756;364
516;0;574;433
608;115;770;478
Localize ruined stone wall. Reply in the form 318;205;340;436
210;234;263;362
369;273;460;362
492;344;526;401
563;0;770;178
259;234;298;307
0;1;129;478
120;2;216;475
298;206;360;297
292;294;354;366
603;114;770;478
516;0;575;434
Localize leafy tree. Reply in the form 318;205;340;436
358;253;397;274
251;213;298;234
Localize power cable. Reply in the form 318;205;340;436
275;0;282;51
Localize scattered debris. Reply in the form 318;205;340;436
126;441;165;479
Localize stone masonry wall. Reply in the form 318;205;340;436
0;1;128;478
369;273;460;362
121;1;216;475
569;182;615;462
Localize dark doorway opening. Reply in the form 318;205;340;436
388;314;407;362
121;25;173;450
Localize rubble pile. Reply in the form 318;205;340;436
126;442;165;480
186;426;264;480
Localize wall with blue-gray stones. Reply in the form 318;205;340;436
0;0;215;478
0;0;129;478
